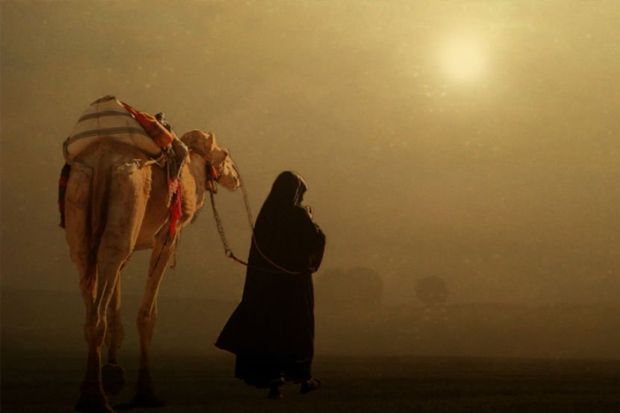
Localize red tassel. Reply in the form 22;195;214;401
169;180;183;236
208;164;218;180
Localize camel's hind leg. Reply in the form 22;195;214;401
77;255;124;413
75;258;118;413
106;274;124;364
64;163;114;413
73;162;149;412
131;228;177;407
102;276;126;396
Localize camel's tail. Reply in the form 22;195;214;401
58;163;71;228
63;160;109;278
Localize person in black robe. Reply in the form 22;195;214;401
215;171;326;399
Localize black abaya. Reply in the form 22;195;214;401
215;171;326;387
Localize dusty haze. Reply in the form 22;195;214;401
1;1;619;358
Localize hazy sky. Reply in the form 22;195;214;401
1;0;619;305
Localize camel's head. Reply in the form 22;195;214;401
180;130;240;191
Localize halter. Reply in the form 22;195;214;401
189;148;222;193
205;161;220;193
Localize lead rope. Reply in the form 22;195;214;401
209;190;248;266
208;163;302;275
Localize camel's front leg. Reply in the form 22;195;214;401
132;229;177;407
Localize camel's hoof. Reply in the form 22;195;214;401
102;363;126;395
75;398;115;413
133;394;166;408
267;388;284;400
115;395;165;410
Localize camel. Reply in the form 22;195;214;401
63;129;240;412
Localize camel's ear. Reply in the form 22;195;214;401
205;132;215;154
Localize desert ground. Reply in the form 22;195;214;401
2;289;619;413
3;352;620;413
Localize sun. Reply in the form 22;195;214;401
438;36;487;83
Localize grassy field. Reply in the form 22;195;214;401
2;352;619;413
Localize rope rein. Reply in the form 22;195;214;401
208;162;302;275
208;190;248;266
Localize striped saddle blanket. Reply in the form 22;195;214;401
63;95;166;162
